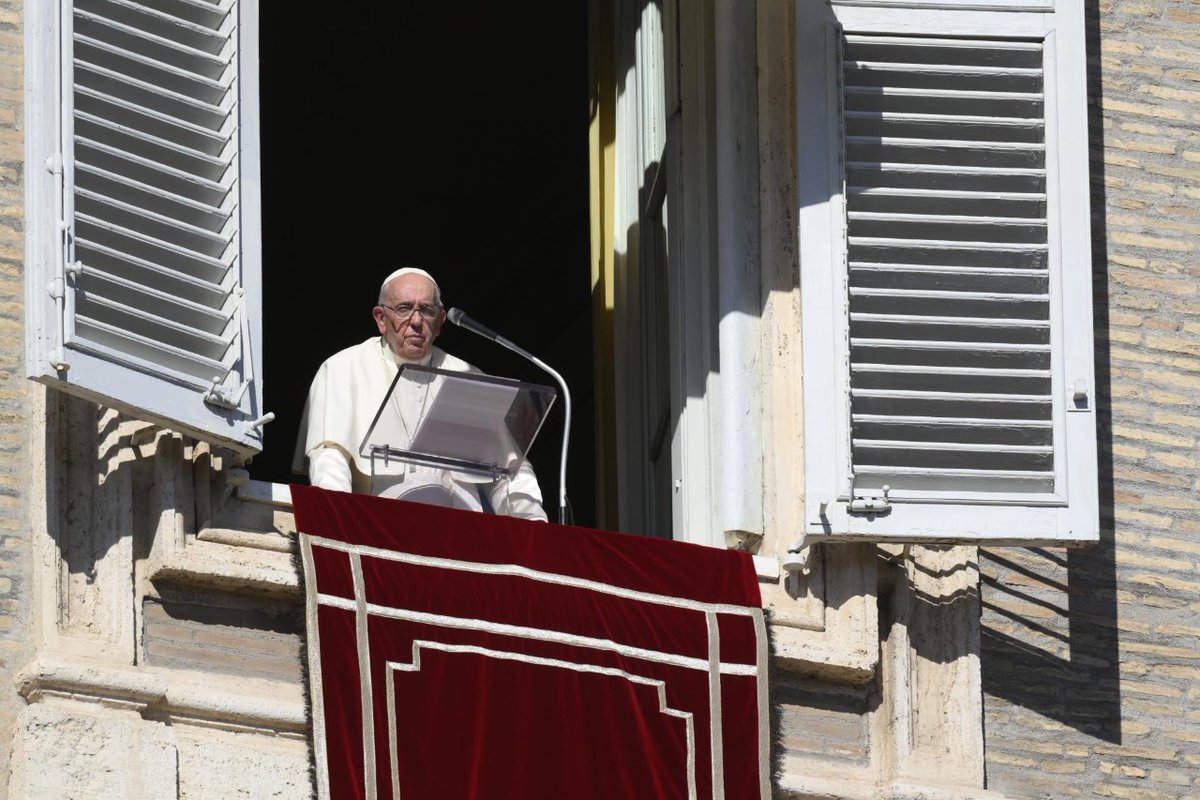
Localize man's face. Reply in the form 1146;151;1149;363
373;274;446;361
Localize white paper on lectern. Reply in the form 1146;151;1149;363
409;377;522;467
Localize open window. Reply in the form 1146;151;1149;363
25;0;265;454
798;0;1098;543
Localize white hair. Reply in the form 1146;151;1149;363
378;267;442;306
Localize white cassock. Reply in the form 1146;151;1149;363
292;336;547;521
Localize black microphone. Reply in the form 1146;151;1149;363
446;307;572;525
446;307;503;345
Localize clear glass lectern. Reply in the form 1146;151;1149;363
358;365;556;512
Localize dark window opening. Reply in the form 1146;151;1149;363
256;5;595;527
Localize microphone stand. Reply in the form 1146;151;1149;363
447;309;571;524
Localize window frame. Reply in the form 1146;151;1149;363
796;0;1099;543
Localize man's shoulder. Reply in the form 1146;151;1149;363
320;337;381;370
430;347;479;374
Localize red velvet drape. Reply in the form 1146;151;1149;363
294;485;768;799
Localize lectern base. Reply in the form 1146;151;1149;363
372;472;484;513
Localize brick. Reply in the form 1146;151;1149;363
1112;346;1200;373
1143;369;1200;389
1110;312;1146;327
1107;328;1143;345
1100;762;1147;779
1117;617;1154;636
1145;595;1189;610
1113;294;1160;311
1092;784;1177;800
1111;442;1149;459
1150;451;1197;469
1149;388;1194;405
1143;318;1180;332
1166;7;1200;24
1148;536;1200;555
1146;335;1200;358
1141;494;1200;511
1159;627;1200;648
1111;267;1199;292
1147;85;1200;105
1115;528;1147;546
1107;40;1146;55
1123;626;1200;648
1112;467;1191;489
1164;729;1200;745
1111;424;1194;448
1007;740;1065;756
1109;137;1176;155
1124;121;1165;136
1103;98;1188;121
1116;550;1193;572
1124;680;1184;699
989;751;1038;768
1144;162;1200;180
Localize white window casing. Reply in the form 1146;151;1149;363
26;0;265;455
797;0;1098;543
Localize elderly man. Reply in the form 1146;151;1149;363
293;268;547;521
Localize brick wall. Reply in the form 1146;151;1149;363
981;0;1200;797
0;1;31;796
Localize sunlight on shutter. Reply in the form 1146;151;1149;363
69;0;243;394
842;35;1054;495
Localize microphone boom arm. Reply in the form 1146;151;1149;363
447;308;571;524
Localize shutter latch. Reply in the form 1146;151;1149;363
848;484;890;515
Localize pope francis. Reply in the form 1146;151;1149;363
292;268;547;521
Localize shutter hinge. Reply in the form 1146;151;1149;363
203;375;250;409
848;484;891;515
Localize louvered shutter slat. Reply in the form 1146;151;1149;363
75;314;229;378
68;0;243;389
842;34;1054;495
75;7;230;76
75;215;232;272
76;160;233;227
72;237;230;307
76;136;231;202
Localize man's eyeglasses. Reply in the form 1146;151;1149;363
380;302;441;321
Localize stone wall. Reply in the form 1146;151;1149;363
0;0;32;796
980;0;1200;797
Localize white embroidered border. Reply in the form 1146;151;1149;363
706;611;725;800
351;554;378;800
299;535;332;800
753;610;771;798
319;593;755;676
385;642;699;800
308;536;763;620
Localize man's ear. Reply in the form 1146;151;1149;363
372;306;387;334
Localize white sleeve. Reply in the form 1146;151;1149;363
489;459;548;522
308;446;353;492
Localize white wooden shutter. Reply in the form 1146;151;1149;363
26;0;264;454
798;1;1098;543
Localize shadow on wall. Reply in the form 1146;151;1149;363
978;0;1120;744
